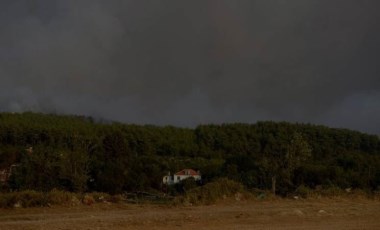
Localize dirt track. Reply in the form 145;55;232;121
1;198;380;230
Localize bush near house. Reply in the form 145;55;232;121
176;178;244;205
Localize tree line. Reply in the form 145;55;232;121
0;112;379;195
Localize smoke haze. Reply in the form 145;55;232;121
1;0;379;133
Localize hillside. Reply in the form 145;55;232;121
0;112;379;194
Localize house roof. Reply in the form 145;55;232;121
174;169;200;176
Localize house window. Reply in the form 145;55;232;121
177;176;180;181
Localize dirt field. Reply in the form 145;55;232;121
1;198;380;230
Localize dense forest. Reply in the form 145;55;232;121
0;112;379;195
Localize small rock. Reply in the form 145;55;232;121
14;201;22;208
293;209;305;216
318;210;328;215
235;192;242;201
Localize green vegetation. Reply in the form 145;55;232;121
176;178;244;205
0;189;125;208
1;112;380;201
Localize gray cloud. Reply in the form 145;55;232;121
0;0;379;133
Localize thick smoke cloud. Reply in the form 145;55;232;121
0;0;379;133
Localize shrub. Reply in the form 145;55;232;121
170;177;199;195
181;177;198;192
178;178;244;205
90;192;112;203
295;185;313;198
0;190;47;208
17;190;47;207
82;194;95;205
0;189;131;208
109;194;125;203
48;189;74;205
319;186;344;197
0;193;17;208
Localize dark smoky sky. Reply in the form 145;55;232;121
1;1;380;134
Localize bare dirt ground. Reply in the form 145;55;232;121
1;198;380;230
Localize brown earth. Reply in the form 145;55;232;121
1;198;380;230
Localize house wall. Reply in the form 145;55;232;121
173;175;201;184
163;174;201;185
163;175;171;184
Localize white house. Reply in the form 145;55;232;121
163;169;201;185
